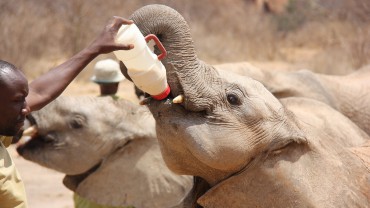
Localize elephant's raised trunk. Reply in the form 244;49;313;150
130;5;196;69
130;4;218;111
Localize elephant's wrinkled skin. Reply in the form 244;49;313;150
16;96;192;208
131;61;370;136
127;5;370;208
215;62;370;135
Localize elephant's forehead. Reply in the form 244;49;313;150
220;72;265;94
220;75;282;110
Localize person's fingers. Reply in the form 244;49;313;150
111;16;134;32
114;16;134;24
117;44;134;50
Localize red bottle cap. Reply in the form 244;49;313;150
151;85;171;100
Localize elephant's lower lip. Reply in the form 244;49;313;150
147;99;168;112
139;97;152;105
147;99;179;119
143;97;175;107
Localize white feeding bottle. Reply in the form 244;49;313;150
113;23;170;100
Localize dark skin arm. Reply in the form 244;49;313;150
26;16;134;111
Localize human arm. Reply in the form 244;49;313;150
27;16;134;111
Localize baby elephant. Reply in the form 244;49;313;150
16;96;192;208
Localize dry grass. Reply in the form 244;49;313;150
0;0;369;80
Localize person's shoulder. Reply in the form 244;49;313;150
0;136;13;147
111;95;120;100
97;94;120;100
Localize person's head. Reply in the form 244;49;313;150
91;59;124;96
0;60;30;136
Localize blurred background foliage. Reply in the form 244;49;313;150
0;0;369;80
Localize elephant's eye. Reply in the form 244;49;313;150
69;114;86;129
70;119;84;129
69;115;86;129
227;93;241;105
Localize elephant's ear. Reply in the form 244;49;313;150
267;133;308;157
179;176;210;208
266;118;308;156
350;141;370;170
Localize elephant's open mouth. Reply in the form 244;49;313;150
15;114;44;155
142;95;189;120
139;91;184;104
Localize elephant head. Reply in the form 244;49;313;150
16;96;192;208
129;4;306;184
128;5;370;208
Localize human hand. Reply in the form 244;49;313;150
89;16;134;54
